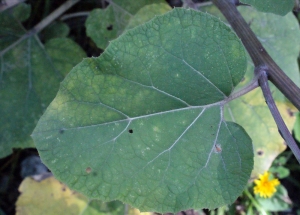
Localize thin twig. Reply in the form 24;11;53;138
0;0;25;12
212;0;300;111
256;66;300;164
33;0;80;33
60;11;90;21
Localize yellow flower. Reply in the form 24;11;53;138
254;172;280;198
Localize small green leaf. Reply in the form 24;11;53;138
269;166;290;179
0;8;86;158
255;185;292;211
11;3;31;22
240;0;294;16
42;21;70;42
33;8;253;212
85;0;165;49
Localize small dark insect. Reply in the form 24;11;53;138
128;129;133;134
214;144;222;153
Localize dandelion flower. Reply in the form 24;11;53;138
254;171;280;198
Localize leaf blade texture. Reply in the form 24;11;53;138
33;8;253;212
0;6;86;158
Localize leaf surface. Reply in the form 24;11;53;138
33;8;253;212
85;0;164;49
239;0;294;16
0;8;86;158
126;3;171;30
42;21;70;42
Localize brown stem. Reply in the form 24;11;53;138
212;0;300;111
256;66;300;164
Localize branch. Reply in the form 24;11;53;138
211;0;300;111
33;0;80;33
0;0;25;12
256;66;300;164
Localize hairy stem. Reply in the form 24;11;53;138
256;66;300;164
211;0;300;111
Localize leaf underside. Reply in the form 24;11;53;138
33;8;253;213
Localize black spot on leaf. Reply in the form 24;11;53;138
106;24;113;31
257;150;264;156
128;129;133;134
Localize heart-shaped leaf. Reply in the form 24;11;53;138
33;8;253;212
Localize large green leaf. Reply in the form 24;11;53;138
33;8;253;212
85;0;164;49
0;7;86;158
240;0;294;16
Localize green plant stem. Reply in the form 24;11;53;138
223;76;259;104
211;0;300;111
244;189;267;215
256;66;300;164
